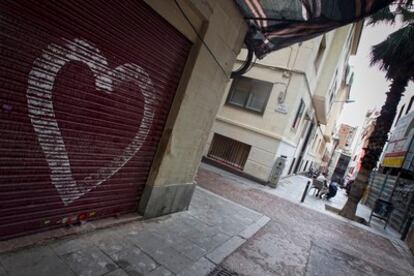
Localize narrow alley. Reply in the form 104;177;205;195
196;164;414;275
1;1;414;276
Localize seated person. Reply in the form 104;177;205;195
325;181;338;200
315;173;328;197
316;173;327;183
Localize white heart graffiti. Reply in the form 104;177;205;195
27;38;155;205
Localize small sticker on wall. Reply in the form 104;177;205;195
275;103;288;114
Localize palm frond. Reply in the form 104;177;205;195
371;24;414;79
403;0;414;8
367;6;396;26
399;6;414;22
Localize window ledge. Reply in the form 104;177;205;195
224;103;265;116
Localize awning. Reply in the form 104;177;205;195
234;0;394;59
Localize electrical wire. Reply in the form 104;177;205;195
174;0;232;79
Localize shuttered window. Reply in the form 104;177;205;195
208;134;251;170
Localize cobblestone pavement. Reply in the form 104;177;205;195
211;166;401;240
0;188;269;276
196;164;414;276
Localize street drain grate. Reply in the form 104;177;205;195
209;266;239;276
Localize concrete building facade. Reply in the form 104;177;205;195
204;23;362;183
337;124;358;151
347;108;380;179
138;0;247;218
346;84;414;179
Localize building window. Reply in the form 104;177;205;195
328;70;339;112
300;120;309;138
288;158;296;175
208;134;251;170
312;134;318;149
226;77;273;114
314;36;326;72
395;104;406;126
292;99;305;129
315;138;322;152
406;96;414;114
330;81;337;103
319;141;325;155
304;160;309;171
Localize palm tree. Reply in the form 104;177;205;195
339;2;414;219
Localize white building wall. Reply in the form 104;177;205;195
391;83;414;128
207;119;282;181
204;23;359;182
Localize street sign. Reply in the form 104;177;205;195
382;111;414;169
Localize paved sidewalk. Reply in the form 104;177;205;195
197;164;414;276
202;163;401;239
262;174;402;239
0;187;269;276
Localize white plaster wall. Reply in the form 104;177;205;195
313;25;353;123
212;120;280;153
216;67;312;148
207;119;281;181
390;83;414;128
275;141;297;176
204;32;332;181
202;14;358;183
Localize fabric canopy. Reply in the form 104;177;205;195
234;0;395;59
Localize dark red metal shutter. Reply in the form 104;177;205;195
0;0;191;239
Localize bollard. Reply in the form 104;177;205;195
300;180;311;203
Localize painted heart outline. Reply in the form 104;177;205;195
27;38;155;205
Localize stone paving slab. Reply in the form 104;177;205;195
0;215;142;255
0;265;7;276
177;257;216;276
0;246;74;276
205;236;246;265
306;242;395;276
62;246;117;276
0;187;269;276
147;266;173;276
239;216;271;240
104;269;129;276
